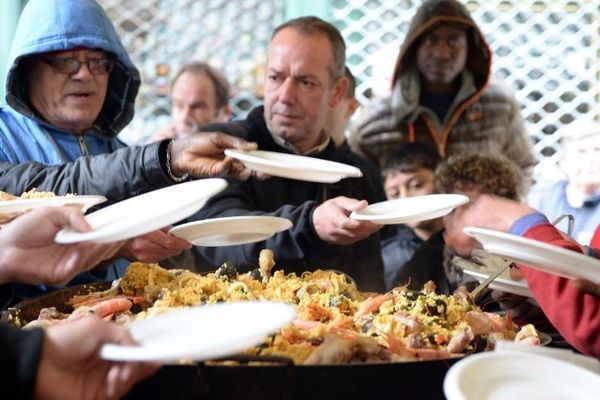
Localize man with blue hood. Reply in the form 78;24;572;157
0;0;209;299
1;0;139;165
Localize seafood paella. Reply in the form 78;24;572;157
13;250;540;365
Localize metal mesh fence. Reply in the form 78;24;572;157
98;0;282;144
98;0;599;180
333;0;600;180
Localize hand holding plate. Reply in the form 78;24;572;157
37;316;160;400
169;132;258;179
0;207;122;286
312;196;382;245
118;228;192;263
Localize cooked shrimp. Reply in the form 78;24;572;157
354;293;393;321
292;319;321;330
302;302;333;321
68;286;119;308
89;297;132;318
380;330;453;361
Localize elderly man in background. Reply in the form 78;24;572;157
527;119;600;245
187;17;386;291
148;61;232;142
350;0;536;191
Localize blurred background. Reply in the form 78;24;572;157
1;0;599;181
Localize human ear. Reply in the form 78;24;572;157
329;76;348;108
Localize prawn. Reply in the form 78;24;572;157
68;286;119;307
379;330;453;361
354;293;393;321
302;302;333;321
89;297;132;318
71;294;146;309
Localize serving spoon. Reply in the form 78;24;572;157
468;258;513;300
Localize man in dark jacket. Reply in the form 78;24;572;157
189;17;386;292
350;0;536;191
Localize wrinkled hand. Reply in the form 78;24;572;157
147;124;177;144
169;132;257;180
118;228;191;263
312;196;382;245
36;316;160;400
0;207;122;286
443;194;535;257
571;278;600;298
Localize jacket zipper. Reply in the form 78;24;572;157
77;135;89;156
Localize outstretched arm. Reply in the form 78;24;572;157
0;207;122;286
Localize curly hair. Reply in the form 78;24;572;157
434;154;523;200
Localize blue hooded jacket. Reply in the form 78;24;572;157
0;0;141;299
0;0;140;164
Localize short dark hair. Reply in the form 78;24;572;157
172;62;230;109
272;16;346;81
382;142;442;180
434;154;522;200
344;66;356;99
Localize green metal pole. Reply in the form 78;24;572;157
0;0;25;102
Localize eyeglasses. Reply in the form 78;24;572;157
41;57;114;75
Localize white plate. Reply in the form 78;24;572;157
100;301;296;363
55;179;227;244
169;215;293;246
224;149;363;183
464;227;600;284
349;194;469;225
0;194;106;214
461;268;533;298
444;352;600;400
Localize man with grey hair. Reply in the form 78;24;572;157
149;61;232;142
185;16;386;291
527;119;600;244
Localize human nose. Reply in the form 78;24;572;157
278;78;297;104
430;42;452;59
399;186;409;198
181;106;194;123
71;61;93;79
